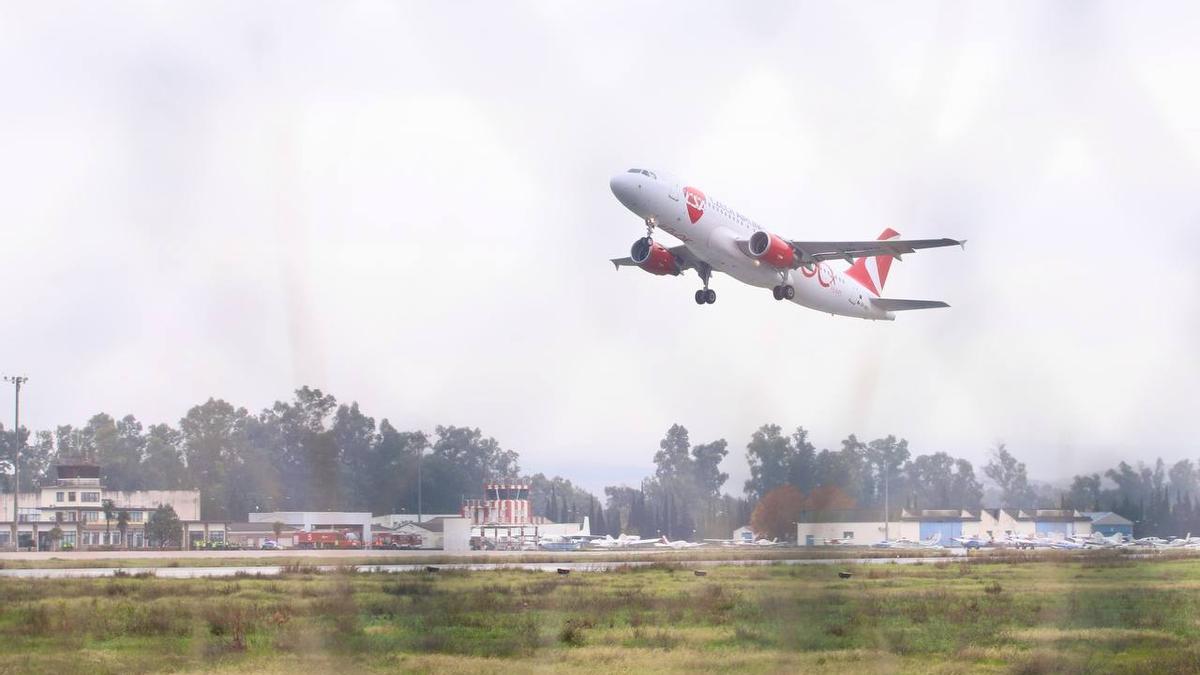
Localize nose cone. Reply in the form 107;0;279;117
609;172;640;213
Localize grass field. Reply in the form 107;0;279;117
2;555;1200;673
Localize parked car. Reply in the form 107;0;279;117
261;540;280;550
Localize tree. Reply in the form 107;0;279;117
744;424;796;501
48;526;63;552
117;510;130;549
146;505;183;549
101;499;116;546
653;424;692;483
749;485;806;540
272;520;284;541
804;485;856;511
984;444;1035;509
1066;473;1103;511
907;453;983;510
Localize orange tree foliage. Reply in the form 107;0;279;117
749;485;807;540
750;485;858;540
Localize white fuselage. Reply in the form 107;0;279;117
610;170;893;320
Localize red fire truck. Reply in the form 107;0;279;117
295;529;363;549
372;533;423;550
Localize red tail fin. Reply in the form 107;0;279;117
845;228;900;296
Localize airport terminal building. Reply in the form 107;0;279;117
0;459;221;550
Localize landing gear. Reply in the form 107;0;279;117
644;217;656;242
772;285;795;301
695;264;715;305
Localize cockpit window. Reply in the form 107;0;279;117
627;168;656;179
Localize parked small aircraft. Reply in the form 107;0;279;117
587;534;659;549
654;537;706;550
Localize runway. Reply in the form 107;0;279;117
0;554;967;578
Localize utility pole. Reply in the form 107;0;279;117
4;376;27;551
883;458;890;542
416;445;422;525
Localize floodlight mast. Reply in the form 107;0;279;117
4;376;27;550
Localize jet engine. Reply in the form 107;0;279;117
747;231;795;269
630;237;681;275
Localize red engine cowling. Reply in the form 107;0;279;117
748;231;795;269
630;237;680;275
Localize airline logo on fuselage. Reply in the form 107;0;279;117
684;187;706;224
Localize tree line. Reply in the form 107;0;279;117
0;387;529;521
3;387;1192;536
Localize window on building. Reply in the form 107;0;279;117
210;531;225;543
81;492;100;503
130;511;143;522
843;531;854;539
68;492;76;502
56;491;64;502
84;511;99;522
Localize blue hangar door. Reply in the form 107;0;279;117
919;521;962;542
1036;521;1072;537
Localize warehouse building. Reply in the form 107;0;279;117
247;511;373;546
797;508;1094;545
224;522;299;549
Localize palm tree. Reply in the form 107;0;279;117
101;499;116;547
117;510;130;549
48;526;63;552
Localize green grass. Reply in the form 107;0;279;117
4;557;1200;672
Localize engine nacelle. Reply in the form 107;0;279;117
748;231;795;269
630;237;681;275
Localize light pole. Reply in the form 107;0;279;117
4;376;27;550
416;445;422;525
883;458;890;542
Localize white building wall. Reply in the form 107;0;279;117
442;518;472;552
106;491;202;520
796;520;919;544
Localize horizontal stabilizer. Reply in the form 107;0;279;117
869;298;950;311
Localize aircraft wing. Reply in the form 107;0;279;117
735;236;964;266
610;244;703;271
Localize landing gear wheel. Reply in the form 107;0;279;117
772;285;783;301
695;290;706;305
783;285;795;300
704;289;716;304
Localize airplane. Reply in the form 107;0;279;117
588;534;660;549
704;536;783;547
951;535;992;549
872;532;942;549
608;168;964;320
655;536;707;550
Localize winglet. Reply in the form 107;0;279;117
611;259;621;271
960;239;968;250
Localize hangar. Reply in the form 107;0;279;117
1083;511;1134;538
797;508;1095;545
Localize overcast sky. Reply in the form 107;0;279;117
2;3;1198;496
